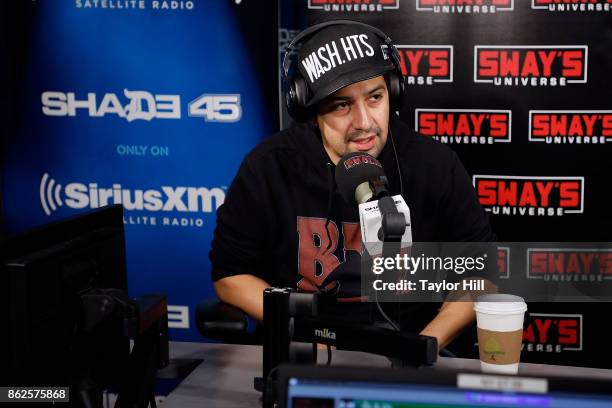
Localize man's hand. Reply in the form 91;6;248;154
421;277;499;350
419;301;476;351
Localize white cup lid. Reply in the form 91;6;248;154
474;294;527;315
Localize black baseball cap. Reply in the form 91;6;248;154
297;24;395;108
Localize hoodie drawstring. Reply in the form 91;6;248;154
323;162;334;255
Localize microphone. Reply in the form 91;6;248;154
335;152;388;206
335;153;412;252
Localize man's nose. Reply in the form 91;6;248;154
351;102;371;130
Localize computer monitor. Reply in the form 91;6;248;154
1;205;131;404
279;365;612;408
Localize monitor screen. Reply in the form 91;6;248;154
280;366;612;408
1;205;130;399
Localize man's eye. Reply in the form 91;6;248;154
370;93;383;101
334;102;349;111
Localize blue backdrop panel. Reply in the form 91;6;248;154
1;1;277;341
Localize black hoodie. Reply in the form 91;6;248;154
209;115;494;326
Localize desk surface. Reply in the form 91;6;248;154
162;342;612;408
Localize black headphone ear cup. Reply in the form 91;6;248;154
285;81;298;120
386;71;405;111
290;74;312;122
396;71;405;111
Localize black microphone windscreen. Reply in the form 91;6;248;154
335;152;386;206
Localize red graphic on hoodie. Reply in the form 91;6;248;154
297;217;360;292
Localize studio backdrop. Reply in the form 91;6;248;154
279;0;612;368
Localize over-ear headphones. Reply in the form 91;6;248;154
282;20;406;122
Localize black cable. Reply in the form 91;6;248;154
374;288;400;331
389;127;404;199
266;366;279;384
323;162;335;255
326;344;332;366
150;393;157;408
263;365;280;408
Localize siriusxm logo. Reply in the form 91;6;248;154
40;173;225;216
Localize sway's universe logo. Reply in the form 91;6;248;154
41;90;241;123
40;173;225;227
416;0;514;13
415;109;511;144
498;247;510;279
308;0;399;12
397;46;453;85
523;314;582;353
529;111;612;144
532;0;612;12
527;248;612;282
474;46;588;86
473;175;584;216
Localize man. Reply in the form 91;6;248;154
210;22;494;351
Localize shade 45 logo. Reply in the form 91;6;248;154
529;111;612;144
474;46;588;87
415;109;511;144
527;248;612;282
308;0;399;12
416;0;513;13
523;314;582;353
397;46;453;85
473;175;584;216
39;173;225;216
532;0;612;12
41;90;241;123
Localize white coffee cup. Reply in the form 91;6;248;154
474;294;527;374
